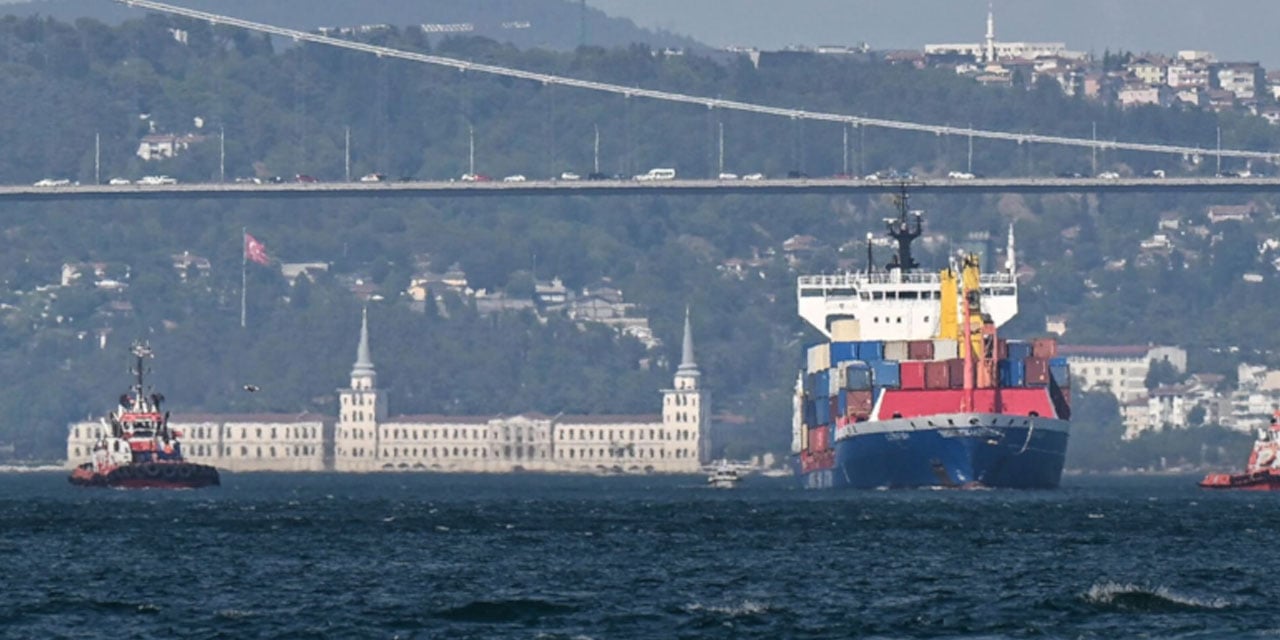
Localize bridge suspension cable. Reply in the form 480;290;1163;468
119;0;1280;162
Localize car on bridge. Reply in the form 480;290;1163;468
1097;171;1120;180
359;173;386;183
559;172;581;181
718;172;739;180
34;178;72;187
503;175;527;182
107;177;132;185
138;175;177;185
460;173;492;182
947;171;975;180
635;168;676;181
742;173;765;181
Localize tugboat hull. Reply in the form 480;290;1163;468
69;462;220;489
1199;470;1280;491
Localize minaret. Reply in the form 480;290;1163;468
1005;223;1017;275
984;1;996;63
664;307;709;468
336;307;384;470
677;307;700;383
351;306;376;390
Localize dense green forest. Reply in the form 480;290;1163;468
0;12;1276;469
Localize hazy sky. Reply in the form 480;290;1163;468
588;1;1280;66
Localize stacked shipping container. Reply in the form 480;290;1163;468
800;337;1069;455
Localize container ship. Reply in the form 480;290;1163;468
792;191;1071;489
69;342;219;489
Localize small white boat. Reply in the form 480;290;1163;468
707;464;740;489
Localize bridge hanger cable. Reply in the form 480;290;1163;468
118;0;1278;162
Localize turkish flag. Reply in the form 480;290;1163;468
244;232;270;266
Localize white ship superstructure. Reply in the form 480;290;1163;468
797;193;1018;340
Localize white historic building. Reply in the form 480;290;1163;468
334;308;708;473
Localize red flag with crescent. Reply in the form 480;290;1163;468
244;232;270;266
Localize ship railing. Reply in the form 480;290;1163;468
798;271;1017;287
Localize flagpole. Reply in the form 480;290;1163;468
241;227;247;328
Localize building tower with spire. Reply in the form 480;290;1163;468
663;308;709;467
335;307;386;471
984;1;996;63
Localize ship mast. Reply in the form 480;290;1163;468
885;183;922;271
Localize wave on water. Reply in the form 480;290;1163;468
0;465;65;473
683;600;771;617
434;599;577;623
1082;582;1232;612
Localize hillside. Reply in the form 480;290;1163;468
0;13;1277;468
3;0;705;51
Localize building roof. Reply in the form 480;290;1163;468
1058;345;1151;357
172;412;329;424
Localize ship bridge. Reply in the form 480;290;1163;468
797;270;1017;341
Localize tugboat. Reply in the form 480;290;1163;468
68;342;219;489
1199;412;1280;490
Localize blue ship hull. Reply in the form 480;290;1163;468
795;414;1069;490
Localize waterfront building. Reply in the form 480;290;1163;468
334;308;707;473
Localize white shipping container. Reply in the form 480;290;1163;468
807;343;831;373
932;339;959;360
830;319;861;341
884;340;909;361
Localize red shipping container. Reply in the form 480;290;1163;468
907;340;934;360
947;358;967;388
844;390;873;416
809;425;830;452
900;362;926;389
1025;357;1050;385
924;361;951;389
1032;338;1057;359
828;396;839;422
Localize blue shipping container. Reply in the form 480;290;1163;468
803;401;817;427
814;370;831;398
1007;341;1033;362
829;341;858;364
1049;356;1070;388
998;359;1026;387
844;362;873;390
815;398;831;425
871;360;901;389
856;341;885;362
837;392;848;416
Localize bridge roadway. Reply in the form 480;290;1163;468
6;177;1280;201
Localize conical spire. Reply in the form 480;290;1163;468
678;306;699;377
351;306;375;379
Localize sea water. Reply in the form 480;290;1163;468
0;472;1275;639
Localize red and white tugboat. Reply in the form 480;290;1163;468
68;342;219;489
1199;412;1280;491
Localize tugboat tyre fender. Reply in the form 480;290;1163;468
161;465;177;480
144;464;161;478
177;465;193;479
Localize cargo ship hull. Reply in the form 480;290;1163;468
69;461;220;489
796;413;1069;490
